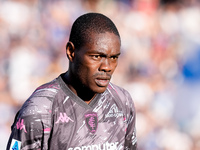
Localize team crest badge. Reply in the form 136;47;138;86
85;112;98;134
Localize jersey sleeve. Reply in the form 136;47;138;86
6;96;52;150
124;90;137;150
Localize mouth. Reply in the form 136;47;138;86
95;77;110;87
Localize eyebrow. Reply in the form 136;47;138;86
88;50;121;57
111;53;121;57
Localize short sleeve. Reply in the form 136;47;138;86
6;97;52;150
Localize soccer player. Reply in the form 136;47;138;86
7;13;137;150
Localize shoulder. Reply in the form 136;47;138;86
107;83;136;119
34;78;61;95
107;82;134;105
19;78;61;117
108;83;132;99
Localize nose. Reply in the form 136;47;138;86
99;58;112;72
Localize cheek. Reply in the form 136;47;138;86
75;62;99;83
82;59;100;74
110;61;118;73
113;62;118;70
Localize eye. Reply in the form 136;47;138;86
91;55;101;60
110;56;119;60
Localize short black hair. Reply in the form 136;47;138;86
69;13;120;49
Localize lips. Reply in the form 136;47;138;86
95;79;110;87
95;76;110;87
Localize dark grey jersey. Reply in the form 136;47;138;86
7;74;137;150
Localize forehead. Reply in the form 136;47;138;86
83;32;121;55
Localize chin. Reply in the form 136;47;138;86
93;86;107;94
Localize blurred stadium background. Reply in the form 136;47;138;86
1;0;200;149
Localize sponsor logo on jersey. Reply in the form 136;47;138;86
105;104;123;119
16;118;27;133
85;112;98;134
56;113;74;124
9;139;21;150
68;141;119;150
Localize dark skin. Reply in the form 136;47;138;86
64;32;121;104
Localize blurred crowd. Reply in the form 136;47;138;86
1;0;200;149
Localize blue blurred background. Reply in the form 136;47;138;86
0;0;200;149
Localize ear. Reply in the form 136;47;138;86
66;41;75;62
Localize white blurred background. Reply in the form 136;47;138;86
1;0;200;149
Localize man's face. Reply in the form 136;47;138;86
72;32;121;94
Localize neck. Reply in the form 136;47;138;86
63;72;96;103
